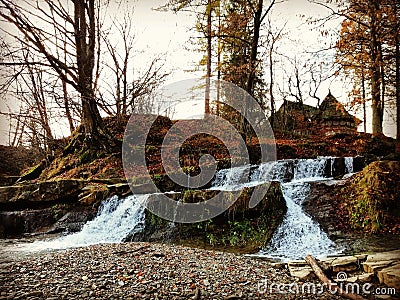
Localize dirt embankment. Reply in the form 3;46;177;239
3;115;396;183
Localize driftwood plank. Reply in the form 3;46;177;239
305;254;367;300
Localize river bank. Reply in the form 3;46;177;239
0;241;347;300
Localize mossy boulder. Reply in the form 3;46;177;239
0;179;85;208
18;160;46;182
134;182;287;253
341;161;400;233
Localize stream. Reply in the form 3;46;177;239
6;156;365;262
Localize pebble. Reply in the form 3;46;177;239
0;242;351;299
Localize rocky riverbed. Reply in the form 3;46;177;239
0;242;349;300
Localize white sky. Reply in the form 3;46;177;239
0;0;396;144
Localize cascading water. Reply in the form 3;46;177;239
261;181;337;260
259;158;341;261
24;156;352;260
211;165;251;191
345;157;354;173
28;194;148;251
212;157;344;261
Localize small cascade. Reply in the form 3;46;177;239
212;157;346;261
211;165;251;191
29;194;148;251
24;156;355;258
293;157;328;181
345;157;354;173
259;182;338;260
260;158;341;260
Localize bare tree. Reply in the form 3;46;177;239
266;19;286;128
101;11;169;116
0;0;116;151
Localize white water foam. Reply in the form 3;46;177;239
211;164;251;191
259;181;339;261
24;194;148;251
293;157;328;181
213;157;343;261
344;157;354;174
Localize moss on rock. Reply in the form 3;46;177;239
136;182;287;253
341;161;400;233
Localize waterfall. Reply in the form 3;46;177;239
293;157;328;181
345;157;354;173
25;156;353;260
213;157;345;261
211;164;251;191
29;194;148;251
259;181;338;261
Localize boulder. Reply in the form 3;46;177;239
377;263;400;289
132;182;287;253
0;179;85;208
331;256;359;272
46;210;97;234
362;250;400;289
0;209;57;237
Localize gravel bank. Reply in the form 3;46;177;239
0;242;344;299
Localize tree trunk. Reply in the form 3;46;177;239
240;0;263;140
205;0;212;115
62;79;75;135
246;0;262;97
378;41;385;126
361;66;366;133
369;0;383;134
74;0;105;142
396;32;400;140
269;47;274;128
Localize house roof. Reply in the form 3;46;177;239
276;100;318;117
318;92;361;125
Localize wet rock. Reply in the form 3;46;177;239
288;261;315;280
46;210;96;234
331;157;346;178
377;263;400;289
0;179;85;207
331;256;358;272
140;182;287;253
0;209;57;238
352;156;365;172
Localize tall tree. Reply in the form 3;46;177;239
246;0;275;98
316;0;396;134
160;0;215;114
0;0;115;150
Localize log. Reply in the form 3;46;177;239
305;255;367;300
